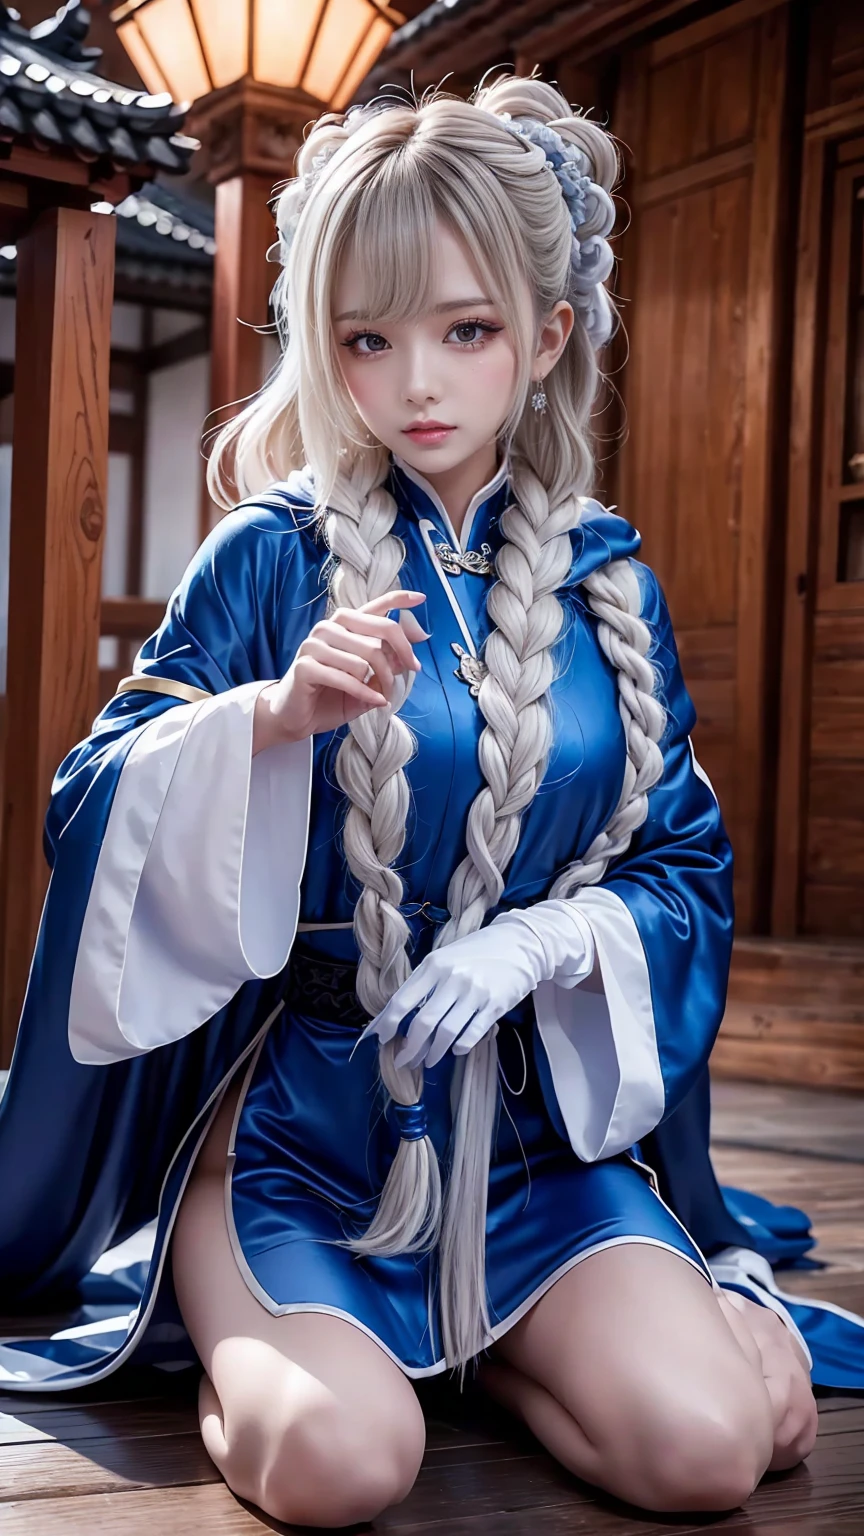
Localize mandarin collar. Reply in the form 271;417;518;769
389;452;510;553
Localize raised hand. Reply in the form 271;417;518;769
253;589;429;753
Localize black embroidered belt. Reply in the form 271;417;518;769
284;946;370;1029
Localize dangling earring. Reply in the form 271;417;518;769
531;378;548;414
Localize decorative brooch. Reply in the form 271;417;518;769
451;643;489;696
433;541;495;577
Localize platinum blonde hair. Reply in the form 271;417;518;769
207;75;666;1370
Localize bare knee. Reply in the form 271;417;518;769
205;1362;425;1526
261;1401;424;1526
609;1387;774;1513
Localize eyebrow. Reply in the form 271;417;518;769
333;297;495;322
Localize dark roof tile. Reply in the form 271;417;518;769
0;0;197;175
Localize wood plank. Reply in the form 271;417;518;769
733;2;791;932
713;937;864;1087
711;1142;864;1272
817;162;860;600
646;0;787;64
804;882;864;940
0;1401;198;1447
673;624;736;678
710;1077;864;1161
644;23;756;176
0;206;115;1068
806;99;864;142
729;935;864;1001
100;597;165;642
634;144;754;207
713;1007;864;1089
807;817;864;881
0;1482;268;1533
809;760;864;821
814;610;864;662
810;694;864;758
811;658;864;698
0;1431;216;1499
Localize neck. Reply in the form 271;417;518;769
409;439;500;541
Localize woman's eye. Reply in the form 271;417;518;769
446;320;501;347
342;331;389;357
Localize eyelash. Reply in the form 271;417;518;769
340;317;503;359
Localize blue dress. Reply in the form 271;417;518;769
0;455;861;1389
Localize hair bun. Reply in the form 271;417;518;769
475;74;619;194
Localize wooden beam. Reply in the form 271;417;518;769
141;321;210;376
1;146;134;203
380;0;714;80
0;206;115;1066
100;596;165;640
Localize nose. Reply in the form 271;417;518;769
402;338;442;407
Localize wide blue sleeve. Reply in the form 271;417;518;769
604;563;734;1097
0;499;321;1297
533;562;734;1161
46;501;319;860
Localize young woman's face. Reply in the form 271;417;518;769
332;220;520;476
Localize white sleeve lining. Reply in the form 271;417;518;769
68;682;313;1064
532;885;665;1161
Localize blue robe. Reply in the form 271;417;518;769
0;457;861;1389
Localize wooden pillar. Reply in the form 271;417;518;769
189;79;313;538
212;172;275;418
0;205;115;1064
200;170;277;539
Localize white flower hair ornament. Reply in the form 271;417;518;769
499;114;616;350
273;141;344;268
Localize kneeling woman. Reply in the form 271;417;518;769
1;74;817;1526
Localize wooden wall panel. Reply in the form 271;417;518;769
615;1;790;929
803;613;864;933
645;28;757;175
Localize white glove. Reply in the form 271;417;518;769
361;899;596;1071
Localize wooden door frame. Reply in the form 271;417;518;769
772;103;864;935
614;0;794;932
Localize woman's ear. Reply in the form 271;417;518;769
533;300;575;382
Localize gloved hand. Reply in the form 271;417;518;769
361;899;595;1070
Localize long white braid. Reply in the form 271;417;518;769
431;466;582;1367
551;560;666;897
328;452;442;1254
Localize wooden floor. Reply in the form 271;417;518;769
1;1079;863;1534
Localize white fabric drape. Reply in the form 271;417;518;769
532;886;665;1161
69;684;313;1064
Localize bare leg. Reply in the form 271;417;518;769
171;1079;426;1528
478;1242;815;1513
715;1287;818;1472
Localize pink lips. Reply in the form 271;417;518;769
402;421;456;444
